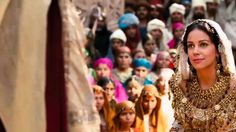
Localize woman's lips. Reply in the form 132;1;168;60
192;58;204;64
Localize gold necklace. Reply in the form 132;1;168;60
170;73;236;130
187;74;230;108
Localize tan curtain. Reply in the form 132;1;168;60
59;0;100;131
0;0;50;131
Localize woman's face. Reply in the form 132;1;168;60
94;92;105;111
150;29;162;40
95;64;111;79
116;53;132;70
127;81;142;101
103;82;115;101
112;39;124;50
119;109;135;128
174;28;184;39
187;29;217;71
142;95;157;114
144;40;156;55
125;25;137;38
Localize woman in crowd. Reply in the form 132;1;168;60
92;85;114;132
168;22;185;49
111;101;138;132
125;76;143;103
94;58;128;103
170;19;236;131
112;46;133;87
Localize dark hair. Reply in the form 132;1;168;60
182;20;221;54
97;77;115;88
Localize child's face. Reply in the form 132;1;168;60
103;82;115;101
142;95;157;114
119;108;135;128
127;81;142;102
156;53;171;68
94;92;105;111
134;52;146;59
95;64;111;79
134;67;149;79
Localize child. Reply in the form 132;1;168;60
125;76;143;103
111;101;138;132
133;58;153;85
92;85;114;132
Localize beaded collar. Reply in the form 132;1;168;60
170;74;236;131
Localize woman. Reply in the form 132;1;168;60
135;85;170;132
112;46;133;86
170;19;236;131
92;85;114;132
93;58;128;103
111;101;138;132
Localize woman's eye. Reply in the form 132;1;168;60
200;43;208;47
187;44;194;49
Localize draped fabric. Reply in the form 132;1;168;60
59;0;100;131
0;0;100;131
0;0;50;131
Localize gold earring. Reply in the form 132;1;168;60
216;63;221;76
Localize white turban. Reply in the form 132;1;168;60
147;19;165;33
205;0;220;4
110;29;127;43
192;0;206;10
169;3;186;15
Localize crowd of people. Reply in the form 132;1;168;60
81;0;236;131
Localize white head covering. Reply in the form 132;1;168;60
205;0;220;4
147;19;165;33
169;3;186;15
110;29;127;43
177;19;236;80
192;0;206;10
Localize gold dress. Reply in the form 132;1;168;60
169;73;236;132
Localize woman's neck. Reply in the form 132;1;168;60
117;127;131;132
196;67;217;90
118;67;130;72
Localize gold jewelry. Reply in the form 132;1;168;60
187;73;230;107
170;73;236;131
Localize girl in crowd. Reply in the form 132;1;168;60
97;77;117;109
125;76;143;103
118;13;142;52
133;58;153;85
112;46;133;87
92;85;114;132
94;58;128;103
111;101;138;132
135;85;170;132
170;19;236;131
142;34;157;66
106;29;127;62
168;22;185;49
132;49;146;60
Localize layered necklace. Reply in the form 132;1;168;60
187;74;230;108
